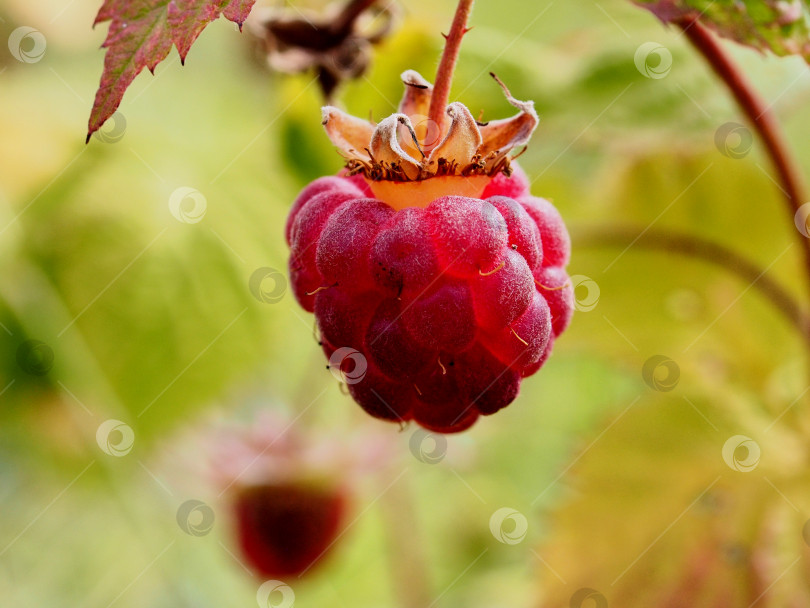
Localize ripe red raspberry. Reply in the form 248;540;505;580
287;69;573;433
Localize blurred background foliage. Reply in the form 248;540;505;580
2;0;810;607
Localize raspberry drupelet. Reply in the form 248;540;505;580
286;12;573;433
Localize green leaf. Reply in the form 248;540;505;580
87;0;256;141
535;390;810;607
634;0;810;62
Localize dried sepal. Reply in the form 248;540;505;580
322;71;538;182
369;115;423;181
427;102;482;172
322;106;375;158
479;74;539;172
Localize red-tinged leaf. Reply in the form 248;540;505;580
222;0;254;29
87;0;257;142
633;0;810;63
167;0;229;62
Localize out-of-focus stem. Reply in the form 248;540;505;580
329;0;378;38
677;17;810;305
378;469;433;608
577;225;810;346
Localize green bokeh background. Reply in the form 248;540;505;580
2;1;810;607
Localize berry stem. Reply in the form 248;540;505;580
427;0;475;140
677;18;810;307
578;225;810;345
378;469;433;608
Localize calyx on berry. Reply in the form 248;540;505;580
322;71;538;207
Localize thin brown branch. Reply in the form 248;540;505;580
677;17;810;302
329;0;379;38
577;225;810;344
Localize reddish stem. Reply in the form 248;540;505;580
578;225;810;343
427;0;475;138
678;17;810;303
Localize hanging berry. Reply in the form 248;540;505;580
211;412;393;577
287;0;574;433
